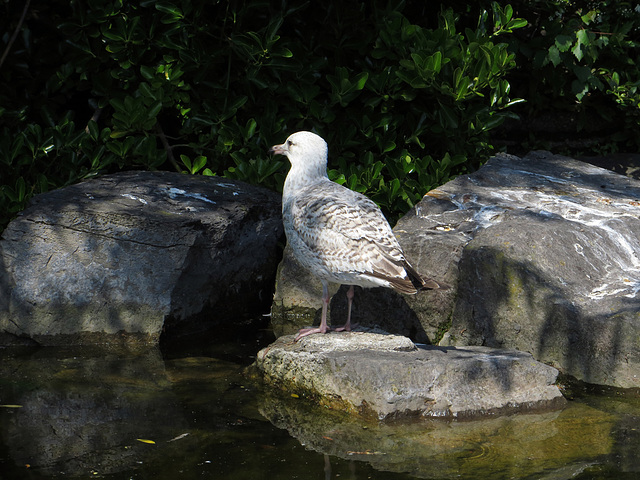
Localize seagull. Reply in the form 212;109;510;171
270;131;440;340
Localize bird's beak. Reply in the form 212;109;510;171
269;143;287;156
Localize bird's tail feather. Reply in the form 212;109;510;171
403;261;445;293
368;260;447;294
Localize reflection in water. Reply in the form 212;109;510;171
0;342;639;480
259;391;614;479
0;347;186;476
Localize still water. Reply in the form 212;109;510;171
0;330;639;480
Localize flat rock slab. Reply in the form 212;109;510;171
254;332;565;420
0;171;283;345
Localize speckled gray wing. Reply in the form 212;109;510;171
289;180;424;293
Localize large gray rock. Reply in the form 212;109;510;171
270;151;640;388
413;151;640;388
254;331;565;420
0;171;283;345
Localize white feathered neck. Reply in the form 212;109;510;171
275;131;330;197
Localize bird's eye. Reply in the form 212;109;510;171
287;140;294;146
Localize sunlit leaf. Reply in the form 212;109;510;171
192;155;207;172
507;18;528;30
136;438;156;444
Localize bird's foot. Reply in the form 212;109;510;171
333;322;359;333
294;326;330;341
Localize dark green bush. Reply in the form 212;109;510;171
4;1;640;232
1;1;528;228
506;1;640;152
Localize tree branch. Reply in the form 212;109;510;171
155;123;181;172
0;0;32;71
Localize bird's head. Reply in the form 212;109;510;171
269;131;328;174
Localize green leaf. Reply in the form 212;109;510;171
139;82;157;100
548;45;562;66
106;141;122;156
571;42;584;62
573;65;591;83
555;35;574;53
429;51;443;72
576;29;590;46
15;177;26;202
147;101;163;120
503;4;513;23
155;3;183;18
581;10;597;25
572;80;589;100
244;118;257;141
140;65;156;81
389;178;401;198
455;76;471;100
10;136;25;162
506;18;527;30
37;174;49;193
87;120;99;141
102;29;124;42
382;140;396;153
180;154;192;171
353;72;369;91
192;155;207;172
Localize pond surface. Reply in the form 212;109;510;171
1;331;639;480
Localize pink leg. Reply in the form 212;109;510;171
334;285;357;332
295;281;331;341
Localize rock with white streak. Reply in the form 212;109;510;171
0;171;283;345
410;151;640;388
